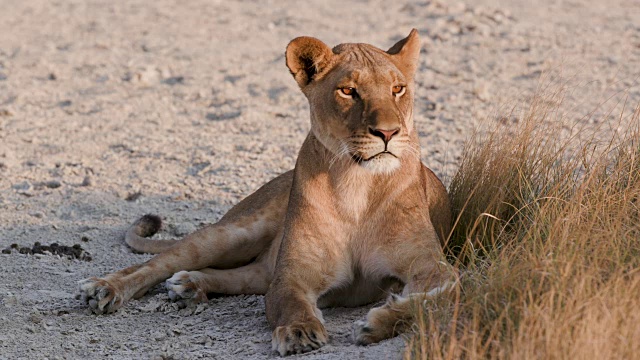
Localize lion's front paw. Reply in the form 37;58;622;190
272;320;328;356
165;271;208;304
77;277;124;314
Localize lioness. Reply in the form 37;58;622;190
78;29;456;356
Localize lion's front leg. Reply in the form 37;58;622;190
265;221;350;356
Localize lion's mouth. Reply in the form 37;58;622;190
351;151;397;164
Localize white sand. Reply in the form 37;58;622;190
1;0;639;358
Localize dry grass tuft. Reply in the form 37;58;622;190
405;87;640;359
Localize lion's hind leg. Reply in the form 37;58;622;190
78;171;293;314
165;261;272;305
352;280;457;345
353;231;458;345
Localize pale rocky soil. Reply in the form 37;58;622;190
1;0;639;359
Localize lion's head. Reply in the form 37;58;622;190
285;29;421;174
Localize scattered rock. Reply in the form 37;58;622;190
205;110;241;121
11;181;32;191
162;76;184;85
81;175;93;186
124;66;173;86
43;180;62;189
2;294;18;307
188;161;211;176
125;191;143;201
29;311;43;324
0;149;15;169
29;211;45;219
12;181;34;196
473;82;491;101
172;222;196;237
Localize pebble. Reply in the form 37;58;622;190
153;331;167;341
125;191;143;201
473;82;491;101
3;294;18;307
81;176;93;186
43;180;62;189
29;311;43;324
172;223;196;237
29;211;45;219
12;181;32;191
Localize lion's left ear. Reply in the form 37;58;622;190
387;29;421;78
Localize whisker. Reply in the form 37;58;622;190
329;141;357;169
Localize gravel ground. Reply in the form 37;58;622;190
1;0;639;358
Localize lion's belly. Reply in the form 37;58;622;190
316;270;403;308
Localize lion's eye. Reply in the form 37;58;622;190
338;87;356;98
392;85;406;97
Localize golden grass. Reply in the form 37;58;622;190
405;88;640;359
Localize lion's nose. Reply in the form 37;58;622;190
368;127;400;143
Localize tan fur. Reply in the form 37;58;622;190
77;29;456;356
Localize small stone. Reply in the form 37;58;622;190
44;180;62;189
128;66;161;86
12;181;32;191
205;110;241;121
473;82;491;101
125;191;142;201
29;211;45;219
81;176;92;186
173;223;196;237
29;311;43;324
4;295;18;306
162;76;184;85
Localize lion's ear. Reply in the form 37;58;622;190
286;37;334;88
387;29;421;77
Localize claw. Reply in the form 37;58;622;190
165;271;208;304
77;278;123;314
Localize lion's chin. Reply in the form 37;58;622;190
358;153;401;174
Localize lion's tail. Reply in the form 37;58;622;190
124;214;179;254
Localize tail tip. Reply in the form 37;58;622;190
135;214;163;237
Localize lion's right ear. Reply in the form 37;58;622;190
286;37;334;88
